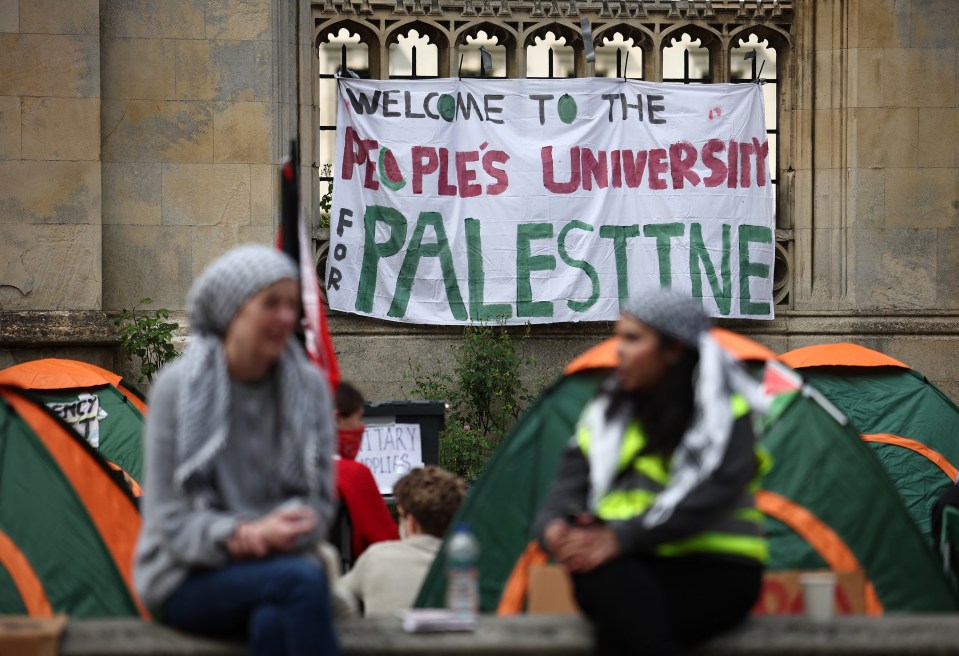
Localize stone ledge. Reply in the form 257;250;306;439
0;311;119;347
322;310;959;338
60;615;959;656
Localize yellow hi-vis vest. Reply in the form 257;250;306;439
577;394;769;563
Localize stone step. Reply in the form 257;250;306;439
58;615;959;656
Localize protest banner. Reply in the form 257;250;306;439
328;78;774;324
356;422;424;493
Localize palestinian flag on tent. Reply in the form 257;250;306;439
779;344;959;546
0;385;146;617
0;359;147;495
415;333;959;614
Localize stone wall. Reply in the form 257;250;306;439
0;0;102;312
0;0;113;368
99;0;282;313
0;0;956;404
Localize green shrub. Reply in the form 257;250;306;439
318;163;334;229
114;298;179;383
410;323;537;482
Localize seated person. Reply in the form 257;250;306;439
334;382;399;562
336;466;466;616
135;245;340;655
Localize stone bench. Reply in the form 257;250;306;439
60;615;959;656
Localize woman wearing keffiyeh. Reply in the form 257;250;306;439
134;244;341;656
535;289;767;656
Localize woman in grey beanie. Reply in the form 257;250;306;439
535;288;766;656
134;244;341;656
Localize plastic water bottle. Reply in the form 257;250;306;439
446;523;480;618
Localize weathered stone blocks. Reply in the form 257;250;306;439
0;0;18;33
852;48;883;109
19;0;98;36
0;95;20;160
101;100;214;163
206;0;272;41
214;101;272;163
884;168;958;228
0;34;99;98
853;0;903;49
908;0;959;50
174;39;272;102
21;97;100;161
0;223;101;310
937;228;959;309
160;163;251;226
102;225;192;311
919;108;959;168
0;160;100;224
855;227;938;309
884;48;956;108
100;0;205;40
250;163;276;226
101;38;176;100
101;163;162;225
847;168;886;228
853;107;918;169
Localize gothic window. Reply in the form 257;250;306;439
729;26;790;304
731;31;779;208
662;30;713;83
390;28;440;78
595;29;646;79
457;28;509;77
526;30;576;78
317;26;371;221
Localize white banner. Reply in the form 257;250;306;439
328;78;774;324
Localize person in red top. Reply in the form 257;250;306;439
334;383;399;563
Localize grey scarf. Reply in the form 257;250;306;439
170;244;327;503
172;335;324;502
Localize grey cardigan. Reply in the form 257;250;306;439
133;358;336;613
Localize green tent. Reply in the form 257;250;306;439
415;334;959;614
0;385;145;617
0;359;147;494
780;344;959;545
757;381;957;613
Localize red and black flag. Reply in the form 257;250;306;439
277;140;341;391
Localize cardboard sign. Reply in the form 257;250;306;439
46;393;107;448
329;78;774;325
356;422;424;493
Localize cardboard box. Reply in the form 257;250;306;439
0;615;68;656
528;564;580;615
752;569;866;616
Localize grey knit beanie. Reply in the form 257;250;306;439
187;244;298;335
621;289;710;346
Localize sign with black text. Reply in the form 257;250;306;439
328;78;775;324
356;422;424;493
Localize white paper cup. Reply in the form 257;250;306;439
799;572;836;622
